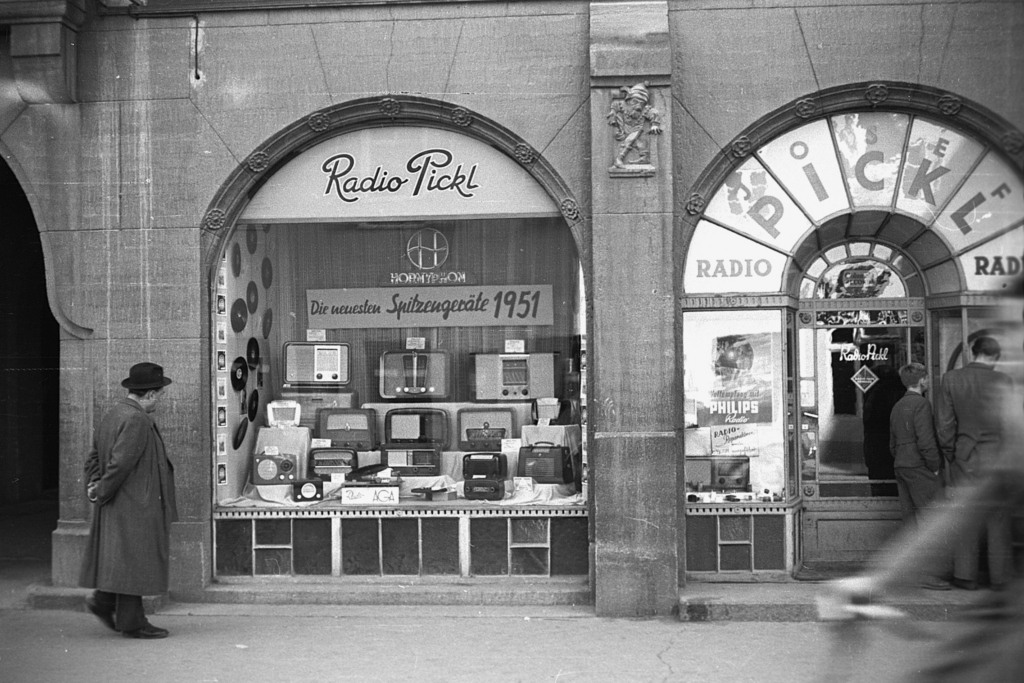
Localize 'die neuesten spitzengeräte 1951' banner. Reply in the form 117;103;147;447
307;285;554;329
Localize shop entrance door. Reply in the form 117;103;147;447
795;254;927;567
797;312;926;498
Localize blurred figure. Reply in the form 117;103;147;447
828;277;1024;682
936;335;1014;590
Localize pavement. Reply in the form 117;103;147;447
0;493;994;683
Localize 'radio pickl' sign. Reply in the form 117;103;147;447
240;127;559;222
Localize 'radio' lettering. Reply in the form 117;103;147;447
975;256;1022;276
696;259;772;278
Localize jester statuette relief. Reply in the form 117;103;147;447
606;82;662;177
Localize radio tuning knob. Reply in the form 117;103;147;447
316;373;323;379
502;390;509;396
522;389;529;396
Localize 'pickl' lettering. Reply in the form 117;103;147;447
407;149;480;198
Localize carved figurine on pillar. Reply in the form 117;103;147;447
607;82;662;177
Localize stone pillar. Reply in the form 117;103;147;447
589;1;679;616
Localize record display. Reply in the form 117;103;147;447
233;419;248;450
246;281;258;313
230;356;249;391
230;298;248;333
248;389;260;421
261;257;273;289
231;242;241;277
246;337;260;369
262;308;273;339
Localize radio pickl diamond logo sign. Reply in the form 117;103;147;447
850;365;879;394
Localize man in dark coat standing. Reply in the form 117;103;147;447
936;336;1014;590
80;362;178;638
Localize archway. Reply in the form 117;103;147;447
0;157;60;505
678;82;1023;574
199;97;590;588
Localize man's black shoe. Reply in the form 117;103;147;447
122;624;169;639
85;597;117;632
950;577;978;591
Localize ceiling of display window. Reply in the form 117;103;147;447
683;111;1024;297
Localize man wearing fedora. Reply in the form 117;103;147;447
80;362;178;639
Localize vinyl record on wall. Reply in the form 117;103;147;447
230;242;242;277
239;387;247;414
262;308;273;339
230;357;249;391
248;389;260;421
246;281;259;314
247;226;259;254
230;298;248;333
261;257;273;289
246;337;260;369
232;418;248;450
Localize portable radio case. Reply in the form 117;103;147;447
457;407;515;451
462;452;508;480
516;441;574;485
464;478;506;501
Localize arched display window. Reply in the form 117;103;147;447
680;83;1023;572
204;102;588;582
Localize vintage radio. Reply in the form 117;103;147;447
266;400;301;428
293;480;324;501
379;351;449;399
517;442;573;485
457;407;515;451
384;408;449;449
283;342;350;385
278;389;359;431
473;353;555;400
253;451;299;484
254;426;311;479
462;452;508;480
711;457;750;491
310;447;357;477
464;478;505;501
381;443;442;477
316;408;377;451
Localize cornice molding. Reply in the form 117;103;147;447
0;1;86;27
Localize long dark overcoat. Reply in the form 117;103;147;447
936;362;1013;482
79;398;178;595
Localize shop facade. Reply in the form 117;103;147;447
0;0;1020;617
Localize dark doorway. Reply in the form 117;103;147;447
0;158;60;505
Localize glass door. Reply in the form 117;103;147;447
798;312;925;498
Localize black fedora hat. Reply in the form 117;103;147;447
121;362;173;390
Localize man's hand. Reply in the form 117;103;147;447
87;481;98;503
